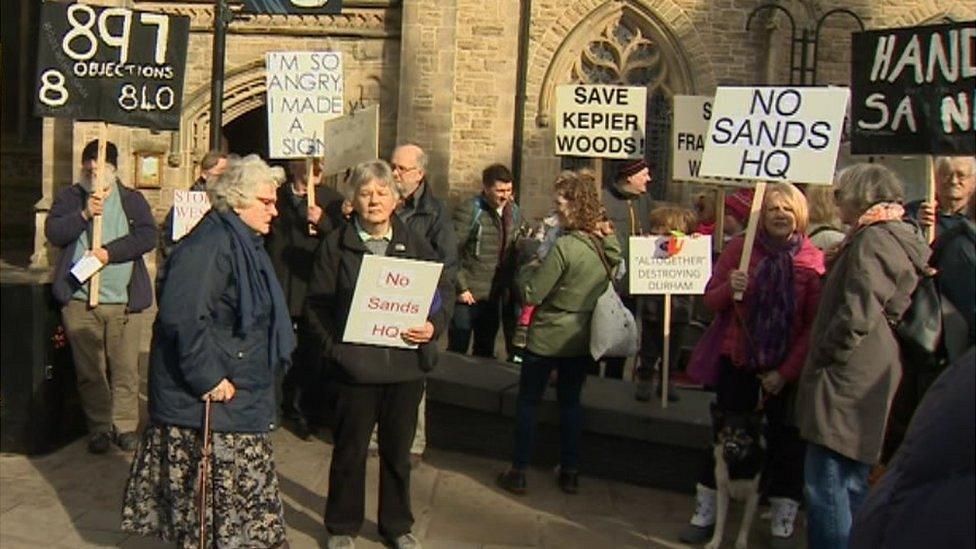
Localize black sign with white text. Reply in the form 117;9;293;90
34;2;190;130
851;22;975;155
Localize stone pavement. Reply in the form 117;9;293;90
0;427;805;548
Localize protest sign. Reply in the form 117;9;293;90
266;51;343;158
851;22;975;155
343;256;443;350
700;86;849;185
243;0;341;15
171;190;211;242
628;236;712;295
554;85;646;159
672;95;713;181
321;104;379;176
34;2;190;130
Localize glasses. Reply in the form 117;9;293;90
391;163;418;174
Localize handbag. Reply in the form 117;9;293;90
685;311;731;387
584;235;638;360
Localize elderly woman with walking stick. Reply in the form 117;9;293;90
122;154;295;548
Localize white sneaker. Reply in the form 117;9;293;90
769;497;800;539
326;534;355;549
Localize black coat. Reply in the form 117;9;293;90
397;182;458;298
305;215;451;384
850;348;975;549
265;183;345;317
149;212;281;432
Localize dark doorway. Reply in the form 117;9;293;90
223;104;269;159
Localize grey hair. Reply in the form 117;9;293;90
208;154;284;212
935;156;976;178
395;141;427;172
343;159;400;200
834;163;904;215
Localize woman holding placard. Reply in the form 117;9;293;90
680;183;824;546
304;160;450;549
122;155;293;548
496;172;621;496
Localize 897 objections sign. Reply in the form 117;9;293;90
35;2;190;130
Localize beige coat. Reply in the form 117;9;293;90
795;221;930;464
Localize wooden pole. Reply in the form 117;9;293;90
733;182;767;301
306;157;318;236
926;156;936;244
661;293;672;409
88;123;109;308
714;186;726;253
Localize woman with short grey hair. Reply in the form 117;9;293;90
343;159;400;201
795;162;930;549
123;154;294;548
208;154;286;212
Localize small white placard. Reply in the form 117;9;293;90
172;190;211;242
70;254;104;283
342;255;443;349
628;235;712;295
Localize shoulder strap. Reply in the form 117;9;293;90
577;232;613;280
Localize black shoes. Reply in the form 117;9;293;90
496;469;527;495
88;432;112;454
558;469;579;494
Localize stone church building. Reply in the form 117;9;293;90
1;0;973;269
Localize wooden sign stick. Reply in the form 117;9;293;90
714;186;726;253
306;157;318;236
926;155;936;244
733;182;767;301
661;293;672;409
88;123;109;308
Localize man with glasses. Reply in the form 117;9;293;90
908;156;976;236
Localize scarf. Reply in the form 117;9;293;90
746;230;801;369
217;210;296;374
856;201;905;229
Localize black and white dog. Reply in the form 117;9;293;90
706;405;766;549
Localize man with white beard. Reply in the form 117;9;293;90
45;140;157;454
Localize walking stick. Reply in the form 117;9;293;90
197;398;213;548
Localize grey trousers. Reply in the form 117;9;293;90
61;300;143;434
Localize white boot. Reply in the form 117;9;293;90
679;483;717;543
769;497;800;539
691;483;717;527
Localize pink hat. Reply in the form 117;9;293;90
724;188;754;223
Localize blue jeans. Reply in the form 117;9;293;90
804;442;872;549
513;351;590;471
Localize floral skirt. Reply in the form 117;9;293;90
121;425;286;548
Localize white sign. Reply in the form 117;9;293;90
672;95;713;181
343;255;443;349
554;84;647;159
266;51;344;159
322;105;379;176
700;86;850;185
171;190;211;242
629;235;712;295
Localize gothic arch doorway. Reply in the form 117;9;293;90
534;1;704;201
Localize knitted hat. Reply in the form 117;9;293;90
81;140;119;168
724;188;755;223
616;158;648;180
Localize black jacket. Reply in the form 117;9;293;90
397;182;458;295
265;183;345;317
149;212;281;432
305;215;451;384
